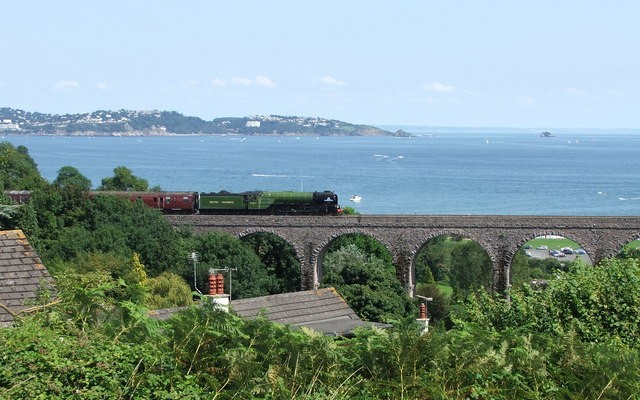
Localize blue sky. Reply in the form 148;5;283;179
2;1;639;128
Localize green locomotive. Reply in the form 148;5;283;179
198;190;340;215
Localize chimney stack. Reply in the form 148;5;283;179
415;296;432;335
419;303;427;319
205;273;230;311
208;273;225;295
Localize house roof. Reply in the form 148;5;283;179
230;287;389;336
0;230;54;327
149;288;390;336
147;305;191;321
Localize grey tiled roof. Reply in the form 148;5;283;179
147;305;191;321
230;287;389;336
0;230;54;327
148;288;390;336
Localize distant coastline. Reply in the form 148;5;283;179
2;130;413;138
3;108;639;137
0;107;408;137
3;131;252;137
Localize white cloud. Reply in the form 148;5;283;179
95;81;108;90
53;80;79;90
255;75;275;87
565;86;589;97
211;78;226;87
425;81;456;93
318;76;346;87
232;77;254;86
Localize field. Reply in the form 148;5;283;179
524;237;640;251
524;237;582;251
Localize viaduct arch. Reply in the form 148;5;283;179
166;214;640;294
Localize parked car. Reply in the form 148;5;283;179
561;247;574;255
549;249;564;257
575;248;587;255
537;245;548;250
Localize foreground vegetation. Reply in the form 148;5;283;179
3;257;640;399
2;141;640;398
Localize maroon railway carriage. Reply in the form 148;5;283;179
91;191;198;213
4;190;32;204
4;190;198;213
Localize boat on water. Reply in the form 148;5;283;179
350;194;362;202
540;131;554;137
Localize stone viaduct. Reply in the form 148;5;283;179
166;214;640;294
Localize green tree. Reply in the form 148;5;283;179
27;189;183;277
26;185;66;249
144;271;193;309
0;204;20;229
510;250;572;288
188;232;277;299
414;284;450;323
241;232;301;293
52;165;92;191
0;142;47;190
454;257;640;346
54;252;147;303
323;244;412;322
98;166;151;191
327;233;393;266
449;240;493;299
414;235;456;284
82;194;183;275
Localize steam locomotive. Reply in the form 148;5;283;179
4;189;341;215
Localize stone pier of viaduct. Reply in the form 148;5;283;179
166;214;640;294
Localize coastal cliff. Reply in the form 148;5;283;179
0;108;405;137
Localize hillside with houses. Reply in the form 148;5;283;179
0;108;408;137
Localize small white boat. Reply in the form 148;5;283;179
350;194;362;202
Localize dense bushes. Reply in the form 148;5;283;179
3;291;640;399
456;258;640;347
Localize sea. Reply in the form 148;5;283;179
3;128;640;216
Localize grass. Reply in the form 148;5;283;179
525;237;640;251
625;240;640;250
436;283;453;299
415;282;453;300
525;237;582;251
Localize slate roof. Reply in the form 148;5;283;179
230;287;390;336
0;230;54;327
148;288;390;336
147;305;191;321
